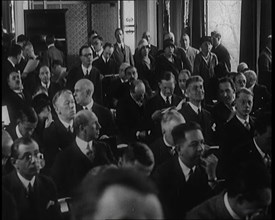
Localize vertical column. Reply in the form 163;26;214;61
14;0;24;39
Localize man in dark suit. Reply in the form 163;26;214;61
258;35;272;91
243;69;271;117
90;35;104;62
2;44;22;89
87;30;98;58
43;90;76;173
50;110;116;197
186;159;272;219
174;69;191;100
112;28;135;69
66;45;103;104
211;77;236;136
152;122;220;219
6;106;38;142
2;137;61;220
180;33;199;73
178;75;215;145
149;109;185;169
211;31;231;72
73;79;117;137
2;71;32;127
219;88;255;177
42;34;64;71
145;71;182;142
116;79;151;144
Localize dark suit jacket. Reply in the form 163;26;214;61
76;103;117;136
113;43;134;68
2;59;18;90
211;43;231;72
186;191;233;219
50;140;116;197
2;186;18;220
152;156;214;219
149;137;174;169
93;55;118;76
42;46;64;70
2;88;32;127
43;117;75;173
219;115;255;175
174;46;192;72
251;84;271;117
155;54;183;80
178;103;215;145
116;94;151;144
2;170;61;220
66;64;103;104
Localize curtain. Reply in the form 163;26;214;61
239;0;261;71
170;0;184;46
2;0;12;33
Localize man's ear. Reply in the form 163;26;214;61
10;157;18;168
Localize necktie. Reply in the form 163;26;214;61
83;106;88;110
68;125;73;133
27;183;34;200
165;96;170;106
244;121;250;130
187;168;194;182
86;143;95;162
17;92;25;100
168;146;175;155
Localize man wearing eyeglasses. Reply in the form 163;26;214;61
66;45;103;105
2;137;61;220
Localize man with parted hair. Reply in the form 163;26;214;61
50;110;116;197
149;109;185;169
71;167;163;220
233;72;246;91
3;137;61;220
153;121;220;219
219;88;256;178
112;28;134;69
43;89;76;173
66;45;103;104
178;75;215;145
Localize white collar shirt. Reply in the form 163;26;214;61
75;136;93;155
188;102;201;114
81;64;92;76
17;172;36;190
178;157;196;182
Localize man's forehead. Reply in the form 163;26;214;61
18;142;39;153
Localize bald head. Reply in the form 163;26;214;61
74;79;94;106
2;130;13;167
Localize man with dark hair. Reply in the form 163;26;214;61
211;77;236;132
6;106;38;141
116;79;151;144
3;137;61;220
17;34;29;47
87;29;98;57
91;35;103;61
233;72;246;91
119;142;155;176
66;45;103;104
51;110;116;197
71;168;163;220
42;34;64;71
211;31;231;72
186;159;271;219
113;28;134;69
178;75;215;145
153;121;220;219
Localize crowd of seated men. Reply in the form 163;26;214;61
2;28;272;220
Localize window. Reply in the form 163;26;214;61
206;0;242;71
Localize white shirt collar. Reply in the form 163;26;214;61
102;55;109;63
17;171;36;189
7;57;16;67
58;116;73;130
41;81;50;89
188;102;201;114
83;100;94;110
75;136;93;155
178;157;196;182
96;48;103;56
81;64;92;75
253;138;265;159
117;42;124;49
236;115;249;126
16;125;23;138
160;92;171;103
47;43;55;49
224;192;241;219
